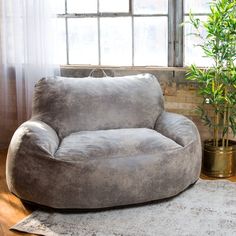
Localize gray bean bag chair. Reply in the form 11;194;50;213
6;73;202;209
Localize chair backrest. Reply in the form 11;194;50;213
32;73;164;138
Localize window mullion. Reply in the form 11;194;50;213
175;0;183;67
168;0;175;67
65;0;70;65
97;0;101;65
168;0;184;67
131;0;134;66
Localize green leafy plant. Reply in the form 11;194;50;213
185;0;236;148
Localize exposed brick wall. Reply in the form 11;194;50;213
164;88;211;141
0;67;216;149
61;67;213;142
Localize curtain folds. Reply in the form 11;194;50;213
0;0;60;148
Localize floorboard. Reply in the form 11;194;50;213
0;149;235;236
0;149;34;236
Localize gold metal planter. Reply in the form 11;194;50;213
202;140;236;178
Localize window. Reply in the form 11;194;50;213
55;0;211;67
184;0;211;66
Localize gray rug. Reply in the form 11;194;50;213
11;179;236;236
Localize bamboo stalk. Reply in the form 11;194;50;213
215;111;219;147
223;86;229;148
225;61;231;148
226;106;230;147
222;104;227;148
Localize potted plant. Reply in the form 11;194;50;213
185;0;236;177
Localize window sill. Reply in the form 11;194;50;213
60;65;188;72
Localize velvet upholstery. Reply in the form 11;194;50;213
55;128;182;161
6;73;202;209
32;74;164;138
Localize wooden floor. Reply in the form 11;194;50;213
0;149;236;236
0;150;34;236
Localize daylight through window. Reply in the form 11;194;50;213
55;0;211;67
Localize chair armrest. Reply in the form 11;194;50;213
6;120;59;199
7;120;59;158
155;112;201;147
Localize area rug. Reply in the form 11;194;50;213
11;179;236;236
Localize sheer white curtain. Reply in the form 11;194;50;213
0;0;60;148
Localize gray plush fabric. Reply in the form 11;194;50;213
32;74;164;138
6;73;202;209
55;128;182;161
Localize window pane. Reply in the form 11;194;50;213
67;0;97;13
68;18;98;65
100;17;132;66
184;16;213;67
99;0;129;13
184;0;211;14
133;0;168;14
134;17;168;66
54;18;67;64
52;0;65;14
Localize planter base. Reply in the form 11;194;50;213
202;140;236;178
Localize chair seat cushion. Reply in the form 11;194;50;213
55;128;182;161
